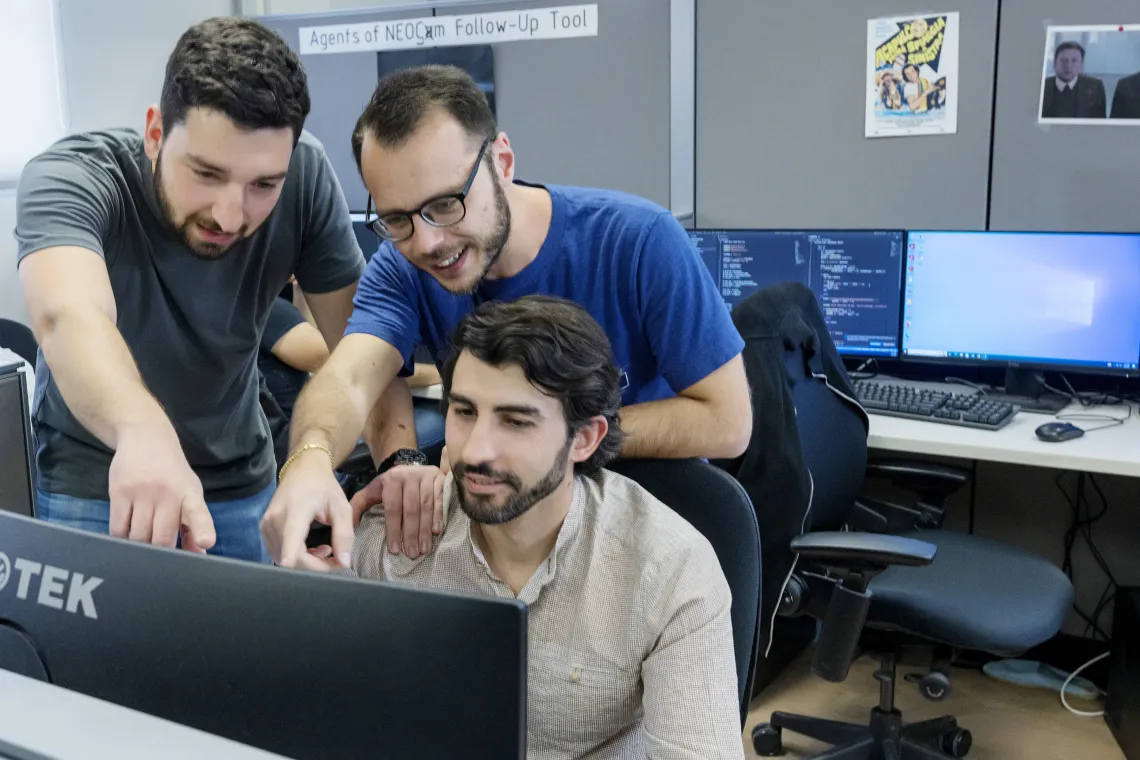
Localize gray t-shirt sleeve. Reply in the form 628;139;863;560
293;142;366;294
13;153;119;264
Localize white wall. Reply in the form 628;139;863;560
59;0;236;135
0;0;453;326
241;0;430;14
0;0;235;325
0;192;27;324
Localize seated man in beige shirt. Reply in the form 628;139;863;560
305;295;743;759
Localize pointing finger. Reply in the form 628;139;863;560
180;494;216;552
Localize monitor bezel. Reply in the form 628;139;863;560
687;227;908;359
0;363;38;518
899;229;1140;379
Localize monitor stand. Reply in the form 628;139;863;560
984;368;1070;414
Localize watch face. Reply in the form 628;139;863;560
379;448;428;473
396;449;427;466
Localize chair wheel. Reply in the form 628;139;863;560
751;723;783;756
941;727;972;757
919;671;951;701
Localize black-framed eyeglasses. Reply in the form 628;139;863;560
364;137;491;243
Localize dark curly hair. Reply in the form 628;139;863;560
352;64;496;173
441;296;625;475
160;18;310;145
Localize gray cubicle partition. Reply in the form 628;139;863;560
257;0;691;215
695;0;999;231
989;0;1140;232
259;4;466;213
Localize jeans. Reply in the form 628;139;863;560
36;482;276;564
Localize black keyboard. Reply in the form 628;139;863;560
854;380;1018;430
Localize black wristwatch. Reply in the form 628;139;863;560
377;448;428;474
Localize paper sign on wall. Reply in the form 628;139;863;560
299;4;598;55
865;12;960;138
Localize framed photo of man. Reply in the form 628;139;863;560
1039;24;1140;125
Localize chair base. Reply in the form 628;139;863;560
752;653;973;758
753;710;971;759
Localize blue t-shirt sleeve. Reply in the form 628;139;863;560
345;243;422;375
636;213;744;391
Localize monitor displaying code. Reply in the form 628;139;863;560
689;229;905;357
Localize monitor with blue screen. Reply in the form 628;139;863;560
689;229;905;357
902;230;1140;409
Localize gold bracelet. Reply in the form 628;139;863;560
278;442;335;482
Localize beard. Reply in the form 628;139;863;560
153;151;246;261
432;170;512;295
453;434;572;526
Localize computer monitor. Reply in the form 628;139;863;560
0;364;36;518
688;229;905;357
350;214;381;262
377;46;496;117
0;513;527;760
902;230;1140;411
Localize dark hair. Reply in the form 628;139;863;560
1055;41;1086;60
352;64;497;173
161;18;310;145
440;296;625;475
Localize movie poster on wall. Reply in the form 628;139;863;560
865;12;960;138
1038;25;1140;125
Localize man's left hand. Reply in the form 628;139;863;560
349;464;445;559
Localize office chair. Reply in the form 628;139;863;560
743;285;1074;758
0;319;38;367
856;460;970;536
608;457;762;727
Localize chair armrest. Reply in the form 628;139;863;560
790;531;936;569
866;459;970;488
852;496;941;533
865;458;970;520
790;532;937;684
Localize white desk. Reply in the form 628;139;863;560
410;384;443;401
868;399;1140;478
415;377;1140;475
0;669;289;759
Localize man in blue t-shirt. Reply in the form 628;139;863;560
261;65;750;569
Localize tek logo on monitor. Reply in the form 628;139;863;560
0;552;102;619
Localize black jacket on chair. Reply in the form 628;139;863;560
728;283;869;672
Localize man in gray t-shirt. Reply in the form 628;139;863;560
13;18;364;562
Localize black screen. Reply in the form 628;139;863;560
0;511;526;760
377;45;496;116
0;365;35;517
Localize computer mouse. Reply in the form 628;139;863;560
1035;422;1085;443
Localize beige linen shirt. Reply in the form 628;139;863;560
352;468;744;760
